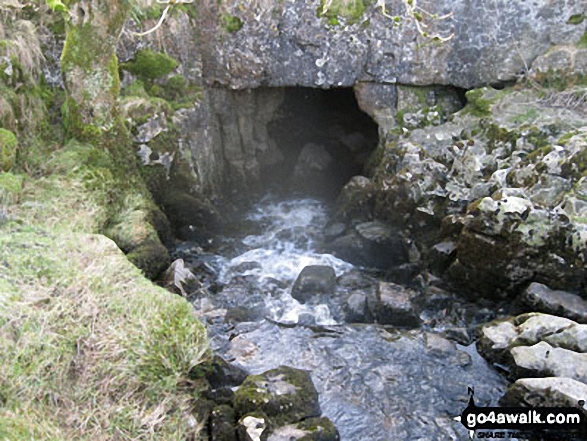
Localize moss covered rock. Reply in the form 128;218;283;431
234;366;321;427
122;49;179;83
0;129;17;172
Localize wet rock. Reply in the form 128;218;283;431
510;341;587;383
326;221;408;270
500;377;587;414
335;269;376;291
374;282;422;328
200;355;248;389
161;191;221;241
425;333;457;357
291;266;336;303
385;263;420;286
229;335;260;364
332;176;375;224
520;282;587;324
234;366;321;427
343;291;372;323
443;327;471;346
225;306;266;324
267;417;340;441
232;262;262;273
210;405;237;441
323;223;346;241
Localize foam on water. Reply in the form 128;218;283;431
217;198;352;325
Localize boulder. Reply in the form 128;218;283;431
520;282;587;324
291;266;336;303
374;282;422;328
326;221;408;270
234;366;321;427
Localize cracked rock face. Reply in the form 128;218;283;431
365;86;587;297
195;0;585;89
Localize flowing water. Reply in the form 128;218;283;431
173;196;508;440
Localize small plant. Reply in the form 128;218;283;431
222;14;244;33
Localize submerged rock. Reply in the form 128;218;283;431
291;266;337;303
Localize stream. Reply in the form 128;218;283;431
172;196;509;440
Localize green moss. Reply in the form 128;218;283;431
234;366;319;427
557;130;579;146
464;88;492;117
221;14;243;33
121;49;179;83
122;79;150;98
0;129;18;172
298;417;339;440
508;107;539;125
317;0;370;24
577;32;587;48
533;69;587;91
526;145;554;161
567;13;585;25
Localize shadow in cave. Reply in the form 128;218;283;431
263;87;379;201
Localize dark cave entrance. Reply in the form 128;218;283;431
262;87;379;200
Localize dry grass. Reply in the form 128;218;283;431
7;19;45;79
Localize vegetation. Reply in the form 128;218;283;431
318;0;370;25
122;49;179;83
0;129;17;171
0;2;210;438
221;13;243;32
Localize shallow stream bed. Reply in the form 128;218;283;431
172;197;509;440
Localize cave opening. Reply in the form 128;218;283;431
262;87;379;201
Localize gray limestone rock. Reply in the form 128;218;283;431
501;377;587;415
520;282;587;324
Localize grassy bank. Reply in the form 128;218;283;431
0;142;208;439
